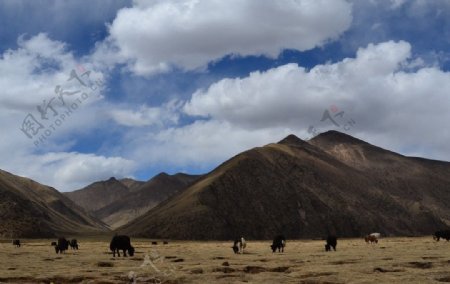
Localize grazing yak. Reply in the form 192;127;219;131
69;239;78;250
271;235;286;253
365;234;379;244
433;230;450;241
325;236;337;251
163;241;169;245
151;241;158;245
55;238;69;254
12;239;21;247
110;235;135;257
51;241;57;246
232;237;246;254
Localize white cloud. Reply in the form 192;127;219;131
176;41;450;162
0;33;135;191
108;100;181;127
11;152;136;192
123;120;295;169
98;41;450;173
0;33;105;110
184;41;411;127
388;0;406;9
97;0;352;74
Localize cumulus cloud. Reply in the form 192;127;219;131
0;33;135;191
0;33;106;109
96;41;450;173
97;0;352;74
10;152;136;192
387;0;407;9
108;100;181;127
178;41;450;162
1;34;71;109
123;120;294;170
185;41;410;126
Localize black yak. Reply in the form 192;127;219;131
325;236;337;251
110;235;135;257
270;235;286;253
55;238;69;254
69;239;78;250
434;230;450;241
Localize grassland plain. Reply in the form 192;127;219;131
0;237;449;283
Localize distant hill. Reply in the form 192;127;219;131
119;178;146;192
119;131;450;240
0;169;108;238
93;173;200;228
65;173;200;229
65;177;133;212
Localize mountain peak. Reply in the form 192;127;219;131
311;130;366;145
151;172;170;181
119;130;450;240
278;134;306;146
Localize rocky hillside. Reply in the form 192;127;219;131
119;131;450;239
93;173;200;228
65;177;135;212
66;173;200;228
0;169;108;238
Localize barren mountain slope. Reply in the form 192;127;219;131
0;169;108;238
119;132;450;239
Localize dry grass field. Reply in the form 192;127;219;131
0;237;449;283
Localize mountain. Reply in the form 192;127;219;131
119;131;450;240
65;177;133;212
119;178;145;192
65;173;200;229
0;169;108;238
93;173;200;228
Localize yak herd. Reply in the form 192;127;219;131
9;230;450;257
51;238;78;253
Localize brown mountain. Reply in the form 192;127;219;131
65;177;133;212
66;173;200;229
119;178;146;192
119;131;450;240
0;169;108;238
93;173;200;228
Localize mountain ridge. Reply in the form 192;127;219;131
0;169;108;238
119;131;450;239
65;172;201;229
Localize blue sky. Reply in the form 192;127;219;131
0;0;449;191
